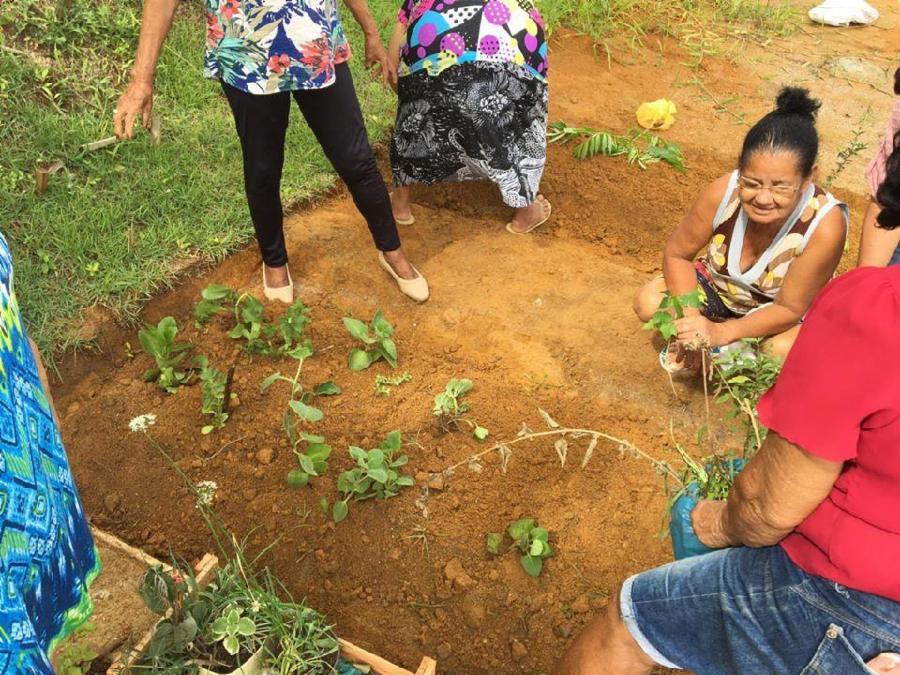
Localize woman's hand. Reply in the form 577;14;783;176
674;314;730;348
691;500;734;549
364;33;390;84
386;55;399;92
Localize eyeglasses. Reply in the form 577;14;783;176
737;175;801;199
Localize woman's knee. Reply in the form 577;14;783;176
633;280;664;322
764;326;800;360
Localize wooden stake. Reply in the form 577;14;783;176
150;112;162;146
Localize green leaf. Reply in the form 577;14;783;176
371;310;394;339
531;527;550;543
349;446;367;462
286;470;310;488
289;400;324;423
259;371;282;393
520;554;544;577
507;518;535;542
236;617;256;636
332;501;349;523
314;380;342;396
320;497;329;513
473;426;489;441
173;615;198;643
349;348;374;372
660;322;678;341
379;339;398;367
300;432;326;444
223;635;239;656
396;475;415;487
306;443;331;461
381;430;402;452
529;539;544;557
486;532;502;555
343;317;375;344
367;467;389;483
201;425;215;435
368;449;385;467
298;454;317;475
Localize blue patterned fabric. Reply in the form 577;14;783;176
0;234;99;674
204;0;353;94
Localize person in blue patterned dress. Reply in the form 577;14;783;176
386;0;551;234
115;0;430;303
0;235;99;674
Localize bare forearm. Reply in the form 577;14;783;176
717;303;800;343
388;21;405;59
858;201;900;267
343;0;380;37
131;0;180;84
662;255;701;302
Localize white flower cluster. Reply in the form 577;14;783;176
128;413;157;433
195;480;218;509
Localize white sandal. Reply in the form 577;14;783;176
262;265;293;304
378;252;429;302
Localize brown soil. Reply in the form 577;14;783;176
55;10;898;675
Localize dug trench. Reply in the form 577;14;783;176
54;30;882;675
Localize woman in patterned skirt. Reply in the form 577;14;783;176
0;234;98;673
632;88;848;370
386;0;551;234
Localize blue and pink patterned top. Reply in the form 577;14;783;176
397;0;548;81
204;0;352;95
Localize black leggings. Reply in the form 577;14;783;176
222;63;401;267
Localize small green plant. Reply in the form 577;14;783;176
642;289;703;341
138;316;193;393
332;430;414;522
228;293;312;358
286;433;332;488
375;371;412;396
824;109;871;188
487;518;554;577
549;121;686;171
343;311;398;371
196;356;233;434
433;378;489;440
210;606;257;657
194;284;239;324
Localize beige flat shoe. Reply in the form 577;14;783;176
506;196;552;235
262;265;294;304
378;252;429;302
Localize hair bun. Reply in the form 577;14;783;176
774;87;821;120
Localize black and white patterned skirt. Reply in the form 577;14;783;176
390;61;548;209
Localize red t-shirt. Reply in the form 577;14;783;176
758;266;900;602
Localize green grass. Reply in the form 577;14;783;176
0;0;395;361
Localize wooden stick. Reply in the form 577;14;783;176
150;113;162;146
80;136;118;153
338;639;416;675
415;657;438;675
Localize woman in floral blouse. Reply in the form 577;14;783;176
387;0;552;234
115;0;429;303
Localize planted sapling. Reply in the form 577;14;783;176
286;433;332;488
228;292;313;358
486;518;554;577
138;316;193;393
332;430;414;522
343;311;398;371
642;289;703;341
194;284;238;325
196;356;234;434
433;378;489;440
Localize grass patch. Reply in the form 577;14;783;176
0;0;395;362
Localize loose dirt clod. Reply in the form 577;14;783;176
444;559;475;590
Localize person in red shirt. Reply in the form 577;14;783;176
555;263;900;673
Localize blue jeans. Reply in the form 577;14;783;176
621;546;900;674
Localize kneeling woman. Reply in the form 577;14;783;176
634;88;847;364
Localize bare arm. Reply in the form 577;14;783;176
114;0;180;139
385;21;405;91
662;173;732;312
693;431;843;548
858;200;900;267
343;0;390;82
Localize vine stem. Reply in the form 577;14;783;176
439;428;683;484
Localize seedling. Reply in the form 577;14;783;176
642;289;703;341
218;289;312;358
433;378;489;440
487;518;554;577
332;430;414;522
549;121;686;171
286;433;332;489
196;357;234;434
228;294;271;355
210;606;257;657
138;316;193;393
343;311;398;371
375;371;412;396
194;284;238;324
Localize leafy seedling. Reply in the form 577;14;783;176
549;121;686;171
210;606;257;657
228;294;270;355
433;378;489;440
196;357;234;434
138;316;193;393
332;430;414;522
507;518;554;577
286;433;332;488
375;371;412;396
642;289;703;341
194;284;238;324
486;532;503;555
343;311;398;371
227;292;313;358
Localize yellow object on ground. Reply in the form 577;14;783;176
636;99;677;131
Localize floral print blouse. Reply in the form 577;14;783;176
204;0;352;95
397;0;548;81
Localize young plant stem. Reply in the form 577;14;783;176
439;428;683;485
